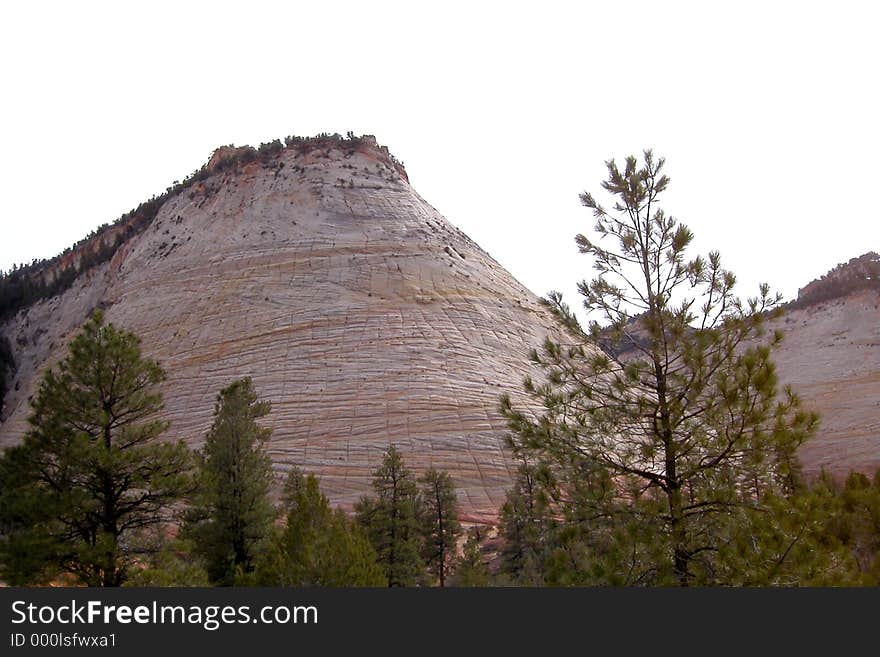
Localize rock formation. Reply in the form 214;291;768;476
0;135;571;522
769;255;880;479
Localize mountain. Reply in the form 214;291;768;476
0;135;572;522
772;253;880;479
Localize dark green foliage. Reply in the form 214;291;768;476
0;311;193;586
258;139;284;159
711;488;859;585
498;462;553;585
0;333;14;413
451;527;491;587
124;536;210;587
184;378;276;585
251;468;384;586
810;469;880;583
355;445;425;587
502;151;825;585
419;468;462;586
0;446;62;583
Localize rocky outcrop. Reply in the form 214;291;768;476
790;252;879;310
0;136;571;522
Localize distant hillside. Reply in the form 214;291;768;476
594;252;880;480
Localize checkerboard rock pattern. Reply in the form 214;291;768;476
0;140;575;522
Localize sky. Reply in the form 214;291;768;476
1;1;878;321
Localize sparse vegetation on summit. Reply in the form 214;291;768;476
788;252;880;309
0;133;402;322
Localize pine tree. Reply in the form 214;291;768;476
355;445;425;586
804;469;880;584
253;467;384;586
452;527;491;587
835;470;880;580
0;311;193;586
185;377;276;585
714;482;860;585
123;536;210;587
501;151;821;585
497;462;552;585
419;468;462;586
276;467;329;584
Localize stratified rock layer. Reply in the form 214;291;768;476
0;140;569;521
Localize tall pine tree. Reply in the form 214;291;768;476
0;311;193;586
252;467;384;586
451;527;491;587
497;461;552;585
356;445;425;586
501;151;822;585
185;377;276;585
419;468;462;587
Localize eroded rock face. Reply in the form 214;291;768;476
768;288;880;479
597;264;880;482
0;139;570;522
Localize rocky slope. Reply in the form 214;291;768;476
770;257;880;479
0;136;572;522
599;254;880;481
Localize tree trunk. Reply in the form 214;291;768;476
437;488;445;587
101;421;119;587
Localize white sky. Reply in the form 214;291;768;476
1;1;878;320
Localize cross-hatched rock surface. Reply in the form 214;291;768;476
0;139;573;522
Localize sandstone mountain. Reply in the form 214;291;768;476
0;135;573;522
771;253;879;479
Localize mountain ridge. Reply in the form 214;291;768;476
0;134;408;323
